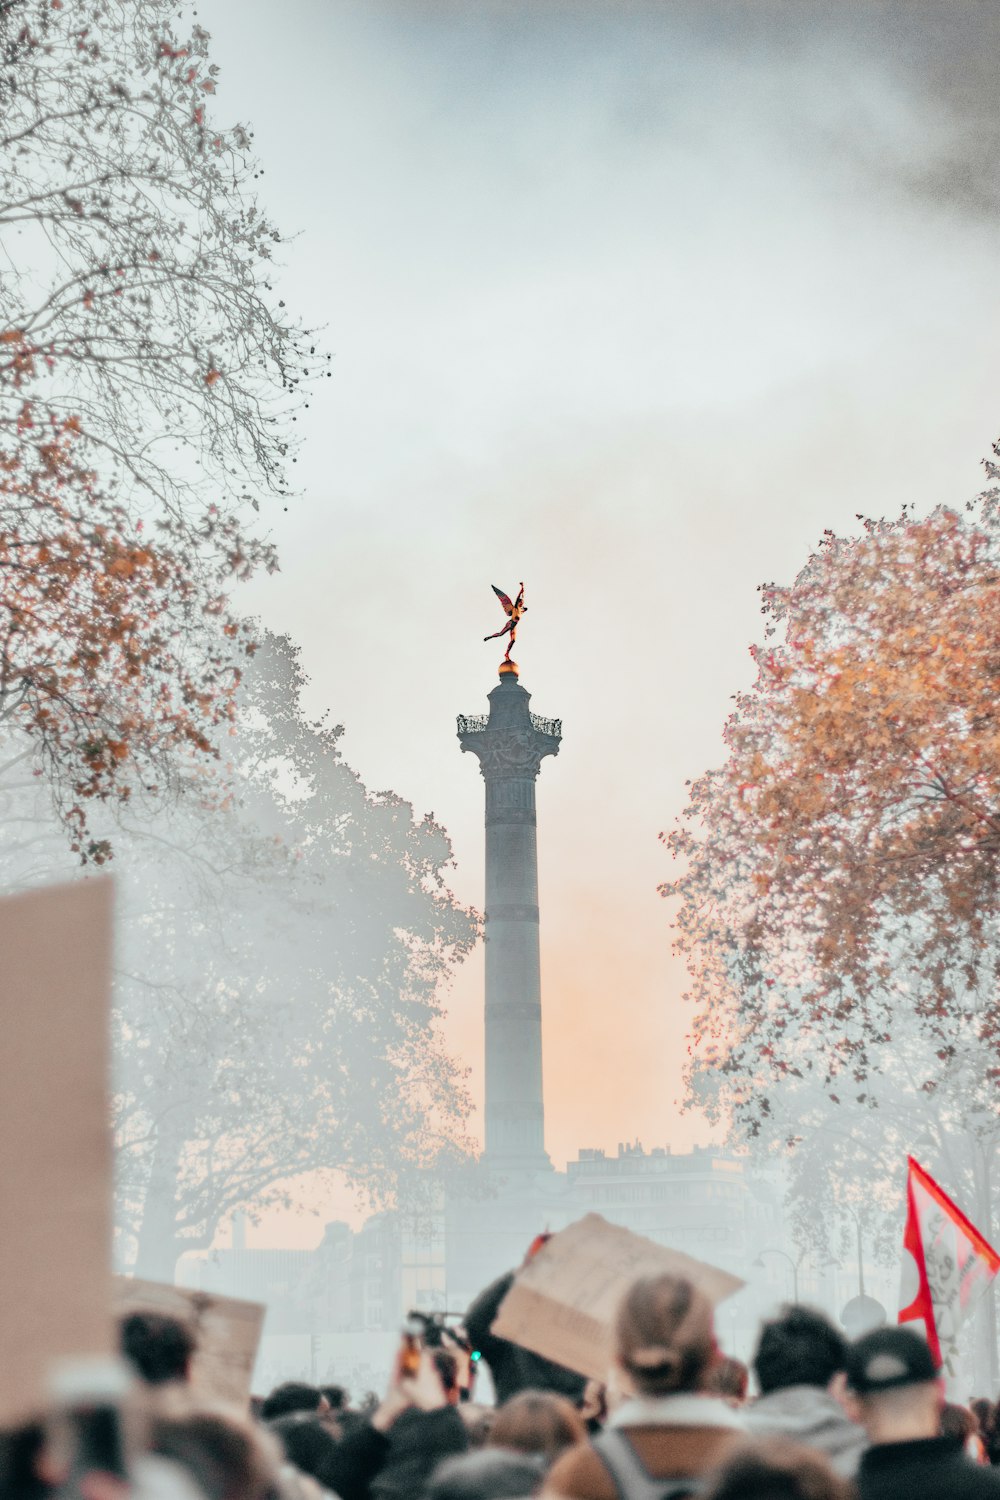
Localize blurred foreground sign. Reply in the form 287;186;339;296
492;1213;744;1380
113;1277;265;1406
0;879;115;1427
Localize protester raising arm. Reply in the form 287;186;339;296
368;1348;468;1500
312;1347;467;1500
465;1237;586;1407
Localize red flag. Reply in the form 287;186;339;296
899;1156;1000;1377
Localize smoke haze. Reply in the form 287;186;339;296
191;0;1000;1243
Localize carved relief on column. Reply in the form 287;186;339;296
467;730;549;780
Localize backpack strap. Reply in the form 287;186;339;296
592;1429;704;1500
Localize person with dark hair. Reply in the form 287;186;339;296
942;1402;987;1462
425;1448;545;1500
153;1408;282;1500
119;1312;196;1387
845;1325;1000;1498
704;1359;749;1408
744;1305;865;1478
262;1383;328;1422
465;1240;587;1408
269;1413;343;1488
544;1274;743;1499
320;1386;349;1414
979;1401;1000;1466
971;1399;995;1455
700;1438;853;1500
0;1421;54;1500
488;1391;586;1469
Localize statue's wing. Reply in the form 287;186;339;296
491;585;515;616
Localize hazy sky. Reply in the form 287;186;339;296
195;0;1000;1244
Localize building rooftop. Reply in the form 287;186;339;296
568;1142;743;1176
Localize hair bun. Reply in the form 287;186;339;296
615;1275;717;1396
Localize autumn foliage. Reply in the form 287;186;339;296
665;480;1000;1152
0;376;255;859
0;0;317;851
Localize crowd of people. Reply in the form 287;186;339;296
5;1245;1000;1500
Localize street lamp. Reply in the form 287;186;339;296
753;1245;809;1302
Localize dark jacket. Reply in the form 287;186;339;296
322;1419;390;1500
857;1436;1000;1500
465;1271;586;1406
368;1406;468;1500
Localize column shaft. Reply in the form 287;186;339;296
484;774;545;1163
457;669;560;1176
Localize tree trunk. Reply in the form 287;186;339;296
133;1135;183;1282
971;1140;998;1392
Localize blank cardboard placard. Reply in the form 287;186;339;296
0;878;115;1427
113;1277;265;1407
492;1212;745;1381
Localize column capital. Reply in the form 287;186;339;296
457;671;561;779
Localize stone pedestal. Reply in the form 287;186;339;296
458;666;561;1175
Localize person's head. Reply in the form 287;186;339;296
268;1413;341;1487
941;1402;977;1444
984;1402;1000;1462
0;1422;53;1500
752;1306;848;1396
424;1449;545;1500
153;1408;281;1500
701;1439;854;1500
615;1274;717;1396
970;1397;994;1438
704;1356;750;1406
260;1382;325;1422
318;1384;348;1412
844;1326;943;1445
488;1390;586;1468
120;1312;196;1387
460;1404;498;1450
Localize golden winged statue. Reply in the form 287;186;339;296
484;582;526;664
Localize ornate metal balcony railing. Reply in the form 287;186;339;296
530;714;562;738
458;712;561;738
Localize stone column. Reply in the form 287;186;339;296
458;662;561;1174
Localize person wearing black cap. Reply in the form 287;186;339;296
846;1326;1000;1498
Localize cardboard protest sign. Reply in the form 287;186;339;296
492;1212;744;1381
0;878;115;1427
113;1276;266;1406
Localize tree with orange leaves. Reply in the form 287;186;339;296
666;464;1000;1298
0;0;319;849
0;409;258;859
